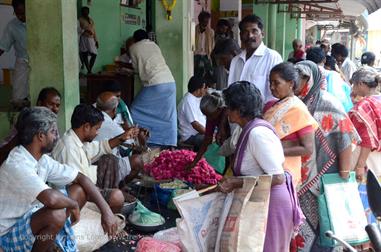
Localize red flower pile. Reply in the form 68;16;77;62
144;150;223;185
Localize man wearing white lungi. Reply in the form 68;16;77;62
0;0;29;108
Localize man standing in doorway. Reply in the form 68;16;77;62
78;6;98;74
0;0;29;110
194;11;214;79
228;14;283;103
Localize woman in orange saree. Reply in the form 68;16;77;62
264;63;318;187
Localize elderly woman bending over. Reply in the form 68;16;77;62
186;92;230;170
218;81;304;252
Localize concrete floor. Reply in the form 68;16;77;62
97;186;180;252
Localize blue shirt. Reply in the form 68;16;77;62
0;18;28;60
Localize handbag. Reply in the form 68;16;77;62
318;172;369;247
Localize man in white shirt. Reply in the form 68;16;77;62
228;14;283;103
0;0;29;109
0;107;117;252
95;92;144;187
331;43;357;83
52;104;139;212
178;76;207;151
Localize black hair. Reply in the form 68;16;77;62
198;11;211;22
101;80;121;93
331;43;348;58
12;0;24;9
288;58;305;64
223;81;263;119
270;63;300;91
188;76;205;93
217;19;231;28
212;38;241;56
71;104;104;129
239;14;264;32
133;29;148;42
81;6;89;14
320;43;327;51
36;87;61;105
324;55;336;70
361;52;376;66
306;47;326;64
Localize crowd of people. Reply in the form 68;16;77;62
1;1;381;251
179;12;381;252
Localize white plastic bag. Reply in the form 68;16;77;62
175;192;227;252
153;227;181;247
72;203;125;252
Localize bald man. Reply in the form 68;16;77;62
95;92;144;188
288;38;305;60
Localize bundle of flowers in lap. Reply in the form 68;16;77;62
144;150;222;185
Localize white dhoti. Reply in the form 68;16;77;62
12;58;29;102
79;35;97;55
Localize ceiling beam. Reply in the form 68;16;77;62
278;3;342;15
255;0;338;4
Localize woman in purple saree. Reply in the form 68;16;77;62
218;81;304;252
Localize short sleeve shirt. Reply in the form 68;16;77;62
0;146;78;235
228;42;283;102
0;18;28;60
177;92;206;141
239;126;285;176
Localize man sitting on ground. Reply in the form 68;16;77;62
0;87;62;164
178;76;207;151
52;104;139;212
0;107;117;252
95;92;145;188
36;87;61;115
101;81;134;129
101;81;150;150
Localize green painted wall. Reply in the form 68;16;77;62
253;3;269;45
155;0;190;103
267;4;277;50
285;17;298;60
27;0;80;133
81;0;146;73
276;5;286;59
297;18;303;40
252;3;301;61
0;112;12;140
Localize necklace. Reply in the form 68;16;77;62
161;0;177;20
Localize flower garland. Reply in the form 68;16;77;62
161;0;177;21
